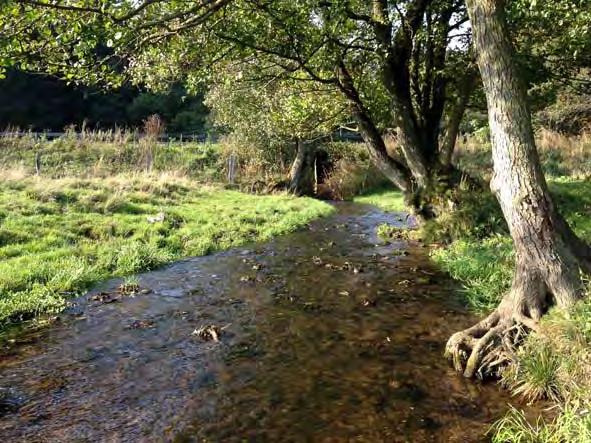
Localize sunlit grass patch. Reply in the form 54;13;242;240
0;174;334;326
353;187;406;212
430;235;514;313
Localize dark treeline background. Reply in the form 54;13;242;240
0;69;209;133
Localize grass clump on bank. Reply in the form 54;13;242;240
491;297;591;443
0;172;333;326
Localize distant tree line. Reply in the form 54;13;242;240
0;69;209;133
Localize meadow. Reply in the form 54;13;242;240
0;132;333;326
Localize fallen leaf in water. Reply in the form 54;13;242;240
193;325;222;342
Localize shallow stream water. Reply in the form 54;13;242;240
0;203;528;442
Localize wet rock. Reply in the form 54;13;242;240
301;301;322;312
0;388;24;416
118;282;142;296
90;292;119;304
127;319;156;330
146;212;165;223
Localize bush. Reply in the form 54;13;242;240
536;95;591;135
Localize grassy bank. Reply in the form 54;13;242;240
358;129;591;442
431;178;591;442
0;172;333;327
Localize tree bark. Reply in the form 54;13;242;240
440;72;476;168
446;0;591;378
289;138;316;196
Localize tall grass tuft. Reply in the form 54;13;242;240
492;297;591;442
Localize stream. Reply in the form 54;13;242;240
0;203;528;442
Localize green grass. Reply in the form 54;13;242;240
353;187;406;212
0;173;334;326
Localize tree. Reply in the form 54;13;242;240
445;0;591;378
205;63;348;195
0;0;476;213
510;0;591;103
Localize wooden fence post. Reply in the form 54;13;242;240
35;151;41;175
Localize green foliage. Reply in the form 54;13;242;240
492;403;591;443
0;174;333;326
0;0;476;149
430;178;591;313
503;338;563;402
0;69;209;132
320;142;391;200
536;95;591;135
491;406;554;443
508;0;591;108
0;132;221;179
126;85;208;133
206;63;346;146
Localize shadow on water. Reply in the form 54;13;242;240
0;203;532;442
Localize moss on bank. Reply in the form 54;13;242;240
0;173;334;326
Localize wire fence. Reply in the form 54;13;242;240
0;131;213;143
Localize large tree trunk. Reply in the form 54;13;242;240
289;139;316;196
446;0;591;378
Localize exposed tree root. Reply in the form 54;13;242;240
445;309;534;379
